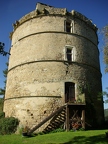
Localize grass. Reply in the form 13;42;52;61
0;130;108;144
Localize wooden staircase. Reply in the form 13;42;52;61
43;106;66;133
27;104;67;135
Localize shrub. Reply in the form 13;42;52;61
0;112;5;119
0;117;19;135
50;128;65;133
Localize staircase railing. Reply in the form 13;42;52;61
27;103;67;135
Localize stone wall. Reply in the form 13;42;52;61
4;3;104;131
9;33;99;70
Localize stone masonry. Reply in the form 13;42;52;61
4;3;104;131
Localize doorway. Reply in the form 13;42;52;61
65;82;75;103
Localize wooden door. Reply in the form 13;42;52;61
65;82;75;103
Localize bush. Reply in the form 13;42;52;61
0;117;19;135
0;112;5;119
50;128;65;133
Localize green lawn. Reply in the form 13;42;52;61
0;130;108;144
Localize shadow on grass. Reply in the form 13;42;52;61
64;134;108;144
22;134;35;138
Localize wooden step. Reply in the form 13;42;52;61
28;104;67;135
43;107;66;133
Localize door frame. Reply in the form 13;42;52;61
65;82;75;103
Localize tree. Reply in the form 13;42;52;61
102;25;108;72
0;63;8;97
0;42;10;56
103;88;108;103
102;25;108;105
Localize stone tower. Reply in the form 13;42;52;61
4;3;104;131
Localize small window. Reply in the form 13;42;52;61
65;46;74;61
66;21;71;32
66;48;72;61
64;20;74;33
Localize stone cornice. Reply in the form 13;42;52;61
12;31;98;48
9;3;98;40
4;95;62;101
8;60;102;77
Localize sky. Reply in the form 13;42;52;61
0;0;108;109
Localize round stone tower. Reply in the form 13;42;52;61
4;3;104;131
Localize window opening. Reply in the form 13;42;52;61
66;48;72;61
66;21;71;32
65;20;74;33
65;46;74;61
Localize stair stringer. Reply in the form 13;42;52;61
42;107;66;133
27;103;67;135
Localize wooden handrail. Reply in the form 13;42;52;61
28;103;67;135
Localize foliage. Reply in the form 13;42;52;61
78;82;91;95
78;127;85;131
22;126;30;134
0;117;19;135
0;112;5;119
17;125;31;136
0;63;8;97
0;42;9;56
99;87;108;104
103;87;108;103
0;88;5;96
49;128;65;133
100;25;108;104
0;98;3;112
104;108;108;122
102;25;108;72
0;130;108;144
